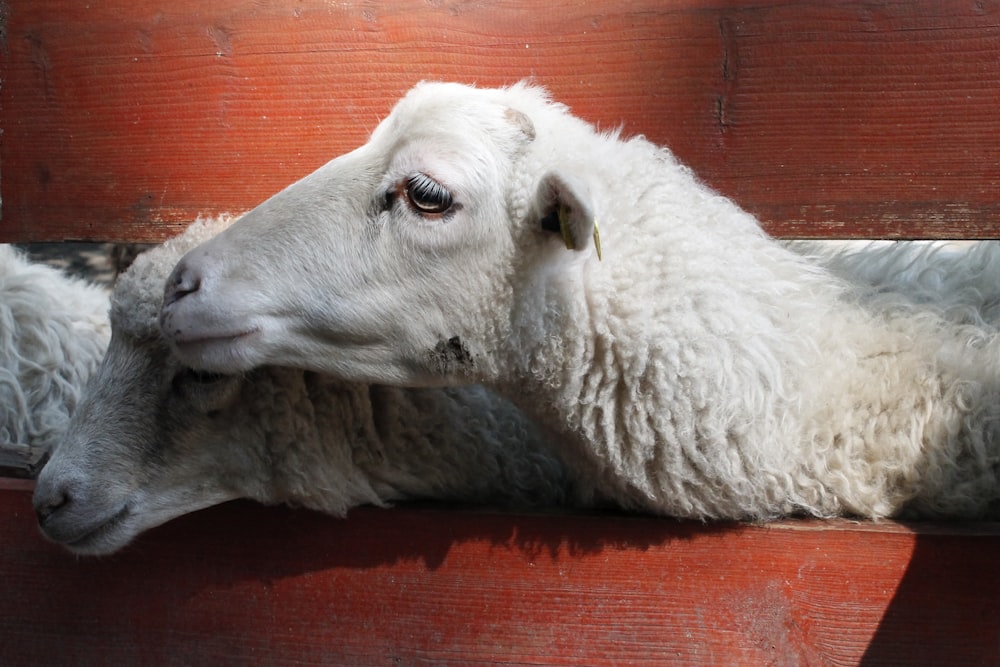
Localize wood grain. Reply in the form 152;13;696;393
2;0;1000;241
0;488;997;665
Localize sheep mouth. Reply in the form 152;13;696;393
169;328;261;371
62;504;134;556
170;327;260;348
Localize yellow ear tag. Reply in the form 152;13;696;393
557;205;603;261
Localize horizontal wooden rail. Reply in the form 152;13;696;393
3;0;1000;242
0;484;997;665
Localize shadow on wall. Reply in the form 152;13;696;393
16;242;154;287
862;528;1000;666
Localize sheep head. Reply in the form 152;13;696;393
32;337;254;555
159;81;605;384
32;219;349;555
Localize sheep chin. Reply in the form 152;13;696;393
168;328;262;374
59;488;237;556
59;504;135;556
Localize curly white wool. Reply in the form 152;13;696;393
0;246;109;453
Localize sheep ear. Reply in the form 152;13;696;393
504;108;536;141
536;172;602;260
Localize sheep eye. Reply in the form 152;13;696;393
171;368;227;395
404;173;453;215
171;367;240;413
183;369;227;384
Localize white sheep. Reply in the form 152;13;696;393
788;239;1000;329
160;82;1000;521
33;217;577;556
0;246;110;459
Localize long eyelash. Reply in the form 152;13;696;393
408;173;446;202
407;174;454;215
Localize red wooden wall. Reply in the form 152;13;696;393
1;482;997;666
2;0;1000;242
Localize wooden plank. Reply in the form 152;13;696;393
0;487;997;665
2;0;1000;242
0;443;48;479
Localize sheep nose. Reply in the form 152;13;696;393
163;259;202;308
33;480;74;525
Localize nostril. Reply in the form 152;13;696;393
34;489;71;524
163;261;202;308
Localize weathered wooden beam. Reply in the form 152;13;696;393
0;444;48;479
2;0;999;242
0;486;996;665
